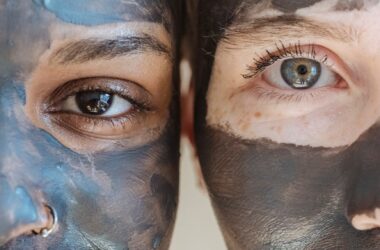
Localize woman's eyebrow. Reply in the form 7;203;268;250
50;34;172;65
221;15;358;47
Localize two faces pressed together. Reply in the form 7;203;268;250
2;0;380;249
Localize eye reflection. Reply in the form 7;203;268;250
76;91;113;115
63;91;133;117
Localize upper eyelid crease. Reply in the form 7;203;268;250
50;34;172;64
221;15;359;48
242;42;328;78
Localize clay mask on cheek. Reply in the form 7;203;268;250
0;0;181;249
194;0;380;249
197;126;380;249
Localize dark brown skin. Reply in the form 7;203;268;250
193;0;380;249
0;0;182;249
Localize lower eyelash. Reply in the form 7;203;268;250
242;41;328;79
250;84;320;104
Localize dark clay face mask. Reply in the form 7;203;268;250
0;1;181;249
197;126;380;249
193;0;380;248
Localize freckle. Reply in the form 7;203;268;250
276;127;282;133
254;112;262;118
241;121;250;132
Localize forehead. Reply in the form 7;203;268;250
32;0;172;27
233;0;376;13
199;0;379;27
1;0;175;29
0;0;177;77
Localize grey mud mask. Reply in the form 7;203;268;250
193;0;380;249
0;0;181;249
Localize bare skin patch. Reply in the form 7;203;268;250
334;0;380;11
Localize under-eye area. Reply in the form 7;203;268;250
207;13;380;148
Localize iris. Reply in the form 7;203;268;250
75;91;113;115
281;58;321;89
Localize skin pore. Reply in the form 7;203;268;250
194;0;380;249
0;0;181;249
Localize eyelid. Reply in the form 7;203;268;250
231;44;353;106
45;77;154;113
243;42;346;80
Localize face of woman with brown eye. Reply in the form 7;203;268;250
0;1;182;249
194;0;380;249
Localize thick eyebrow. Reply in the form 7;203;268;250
51;34;171;64
221;15;358;48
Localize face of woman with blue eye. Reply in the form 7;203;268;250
0;1;182;249
194;0;380;249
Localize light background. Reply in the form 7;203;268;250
170;138;227;250
170;60;227;250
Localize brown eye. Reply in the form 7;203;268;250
76;91;114;115
61;90;133;117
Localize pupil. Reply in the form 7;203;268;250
297;65;308;75
75;91;113;115
280;58;321;89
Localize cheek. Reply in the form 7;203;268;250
1;81;179;247
207;69;377;148
196;124;380;247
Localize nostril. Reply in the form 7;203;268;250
32;204;58;238
350;208;380;231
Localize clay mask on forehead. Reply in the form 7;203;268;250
0;0;182;249
194;0;380;249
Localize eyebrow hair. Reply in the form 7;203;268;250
51;34;172;64
221;15;358;48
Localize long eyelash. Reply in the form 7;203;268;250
242;41;327;79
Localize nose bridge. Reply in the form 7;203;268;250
0;81;26;153
0;81;40;167
0;82;50;245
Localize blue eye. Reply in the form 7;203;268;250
263;57;338;91
280;58;321;89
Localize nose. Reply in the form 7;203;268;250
351;208;380;231
343;125;380;232
345;164;380;231
0;175;53;246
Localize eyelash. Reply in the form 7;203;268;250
242;41;329;79
45;78;153;134
47;79;151;115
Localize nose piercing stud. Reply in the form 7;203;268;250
34;204;58;238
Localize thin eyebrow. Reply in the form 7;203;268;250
221;15;359;48
51;34;171;64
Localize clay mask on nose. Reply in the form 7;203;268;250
0;178;51;245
